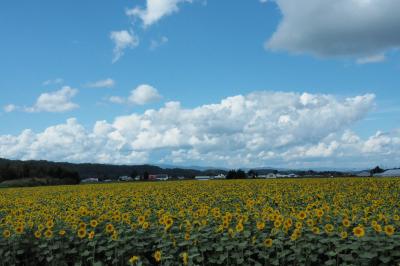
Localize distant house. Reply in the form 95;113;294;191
214;174;226;179
149;174;169;181
177;176;185;180
259;173;277;179
119;176;133;181
275;173;297;178
103;179;113;183
81;178;99;183
195;176;213;181
356;171;371;177
373;169;400;177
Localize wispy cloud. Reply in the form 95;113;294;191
150;36;169;50
42;78;63;86
85;78;115;88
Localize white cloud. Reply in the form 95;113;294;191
267;0;400;60
25;86;79;113
109;96;126;104
2;91;393;168
126;0;193;27
128;84;162;105
42;78;63;86
110;30;139;63
85;78;115;88
150;36;169;50
110;84;162;105
3;104;18;113
356;54;386;64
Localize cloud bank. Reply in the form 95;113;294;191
266;0;400;61
2;91;395;168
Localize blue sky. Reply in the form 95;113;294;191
1;0;400;169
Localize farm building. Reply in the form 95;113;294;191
119;176;133;181
81;178;99;183
259;174;277;179
149;174;169;181
214;174;226;179
195;176;213;181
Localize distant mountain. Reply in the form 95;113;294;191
156;164;229;171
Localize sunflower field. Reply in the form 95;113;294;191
0;178;400;265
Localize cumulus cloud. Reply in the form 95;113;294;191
110;30;139;63
85;78;115;88
1;91;392;168
25;86;79;113
266;0;400;60
109;84;162;105
126;0;193;27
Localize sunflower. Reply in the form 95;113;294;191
306;219;313;227
324;224;334;233
106;223;114;233
165;217;173;230
15;226;24;234
46;220;54;229
384;225;395;236
59;230;66;236
222;221;229;228
44;230;53;239
2;229;11;238
342;218;350;228
374;224;382;233
353;226;365;238
340;231;348;239
316;209;324;218
90;220;98;228
256;221;265;231
137;215;146;225
153;251;162;262
264;238;273;247
38;224;44;231
236;222;244;233
88;231;95;240
142;221;149;230
274;220;282;228
290;232;298;241
129;256;139;265
181;252;189;266
77;228;87;239
34;230;41;239
184;232;190;241
312;227;320;235
298;211;307;220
